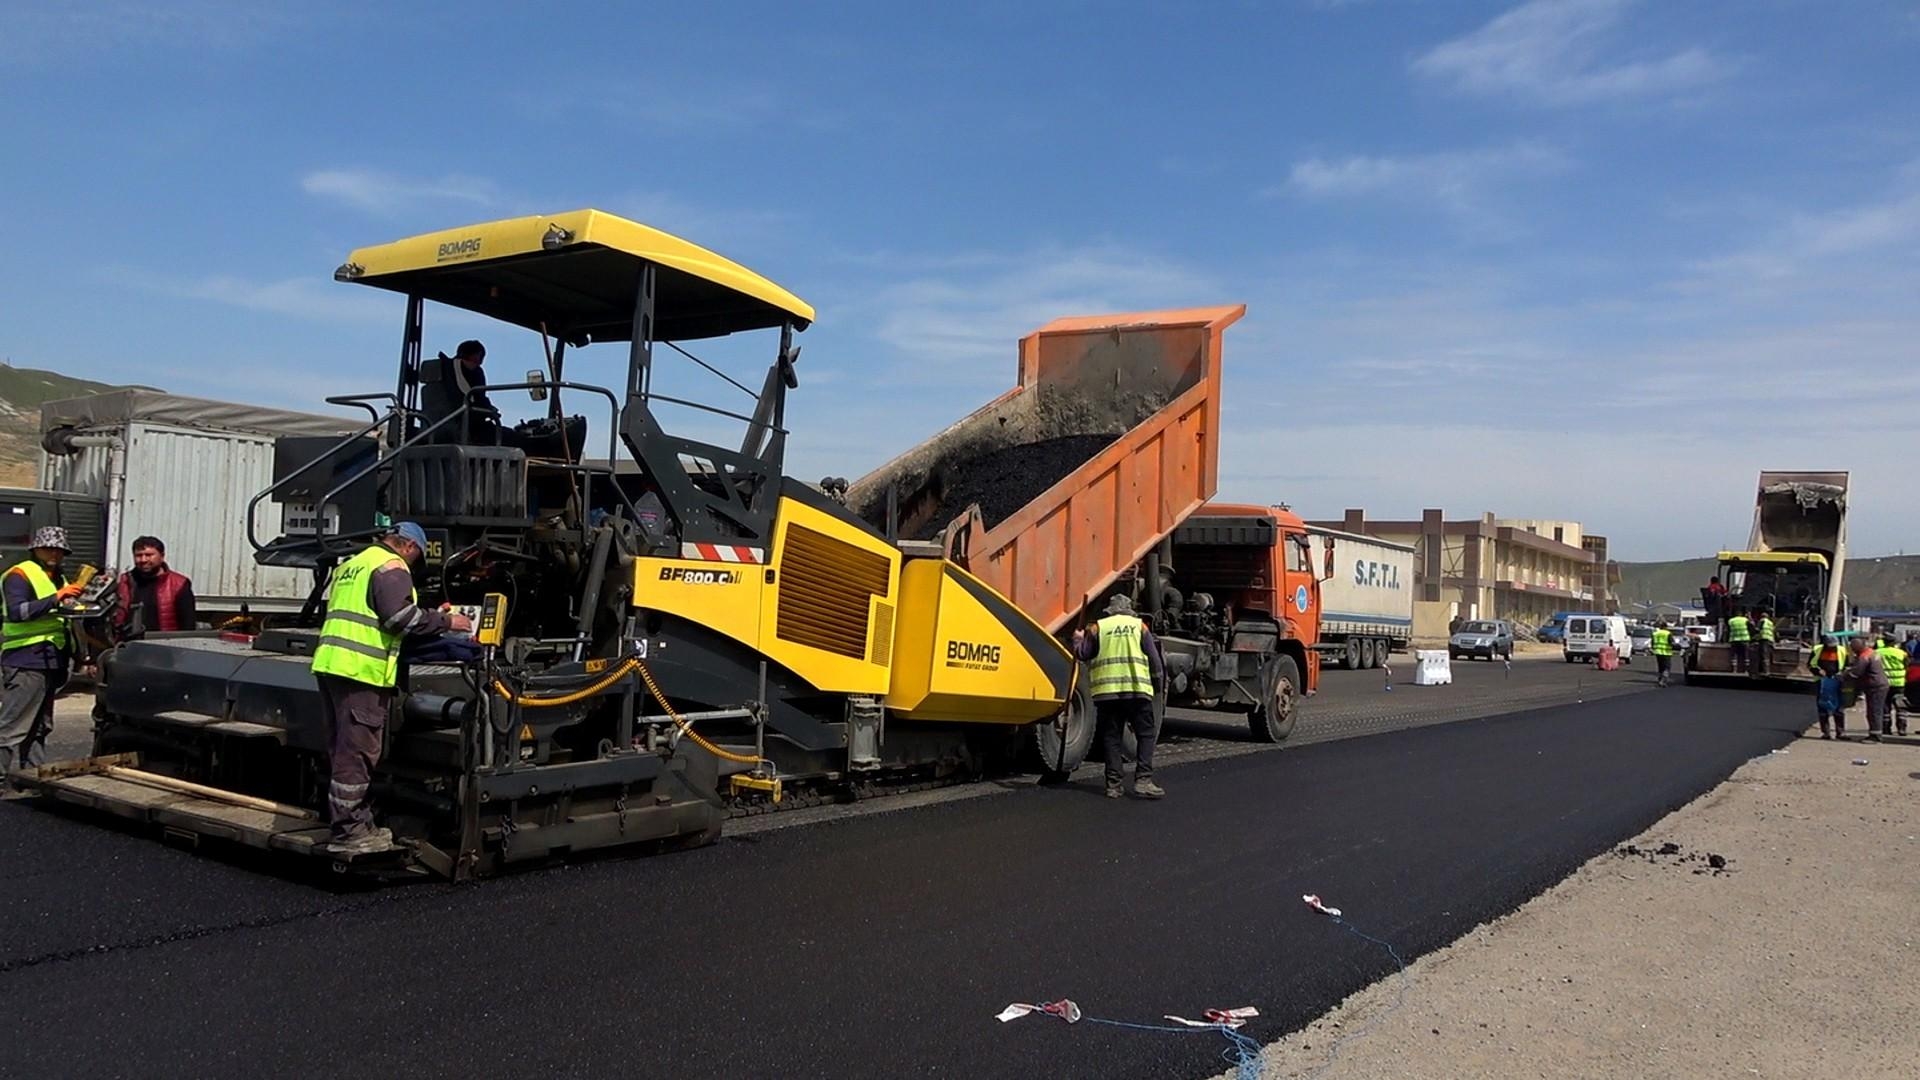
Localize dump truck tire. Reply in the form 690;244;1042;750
1032;666;1096;778
1248;655;1300;743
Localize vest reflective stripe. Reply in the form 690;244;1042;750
1089;614;1154;699
2;561;73;654
1649;629;1674;656
310;546;410;688
1758;619;1776;642
1878;646;1908;688
1726;617;1750;642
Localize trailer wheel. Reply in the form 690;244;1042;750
1032;665;1096;779
1248;655;1300;743
1358;637;1376;669
1344;639;1362;670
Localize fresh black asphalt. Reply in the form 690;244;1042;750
0;684;1802;1079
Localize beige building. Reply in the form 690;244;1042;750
1310;509;1600;636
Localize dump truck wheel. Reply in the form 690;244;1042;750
1249;655;1300;743
1032;666;1096;778
1344;640;1362;669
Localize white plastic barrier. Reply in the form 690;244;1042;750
1413;649;1453;686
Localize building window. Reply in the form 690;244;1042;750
1554;526;1564;543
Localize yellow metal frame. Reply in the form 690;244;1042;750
1717;550;1829;568
336;208;813;327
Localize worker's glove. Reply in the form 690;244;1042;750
55;583;85;601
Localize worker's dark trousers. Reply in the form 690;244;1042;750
1095;696;1156;786
1729;642;1748;672
317;673;390;840
1861;686;1888;736
1753;642;1772;676
1654;654;1672;686
1887;687;1907;734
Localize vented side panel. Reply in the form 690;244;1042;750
776;525;890;659
869;602;896;667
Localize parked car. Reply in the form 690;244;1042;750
1450;619;1514;661
1564;613;1633;664
1536;611;1572;645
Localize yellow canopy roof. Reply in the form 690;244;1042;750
335;209;814;342
1718;550;1830;568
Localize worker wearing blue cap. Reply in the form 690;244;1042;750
310;522;471;855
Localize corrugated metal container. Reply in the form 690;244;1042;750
39;391;363;615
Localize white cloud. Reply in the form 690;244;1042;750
1414;0;1733;106
1683;174;1920;290
300;168;501;215
1277;142;1570;209
102;266;388;325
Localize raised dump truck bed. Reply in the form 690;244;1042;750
848;306;1242;636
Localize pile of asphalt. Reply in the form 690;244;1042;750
908;434;1118;539
0;687;1799;1079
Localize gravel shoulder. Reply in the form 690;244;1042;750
1225;722;1920;1080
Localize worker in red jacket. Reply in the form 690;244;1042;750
114;535;196;637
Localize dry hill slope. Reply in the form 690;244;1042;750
0;363;150;487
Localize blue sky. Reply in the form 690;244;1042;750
2;0;1916;560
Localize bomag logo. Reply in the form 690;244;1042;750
944;640;1003;671
435;237;483;263
659;567;743;585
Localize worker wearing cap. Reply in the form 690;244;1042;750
1754;610;1776;678
1725;610;1751;673
309;523;470;854
0;527;84;773
1809;634;1846;739
1649;620;1675;688
1874;634;1908;737
1073;594;1166;800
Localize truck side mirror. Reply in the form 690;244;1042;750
526;370;548;401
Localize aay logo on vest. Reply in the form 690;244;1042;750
945;640;1002;671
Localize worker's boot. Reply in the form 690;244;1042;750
1133;776;1165;800
330;828;395;856
1105;778;1124;799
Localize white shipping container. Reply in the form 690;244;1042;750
1308;526;1417;645
39;391;362;615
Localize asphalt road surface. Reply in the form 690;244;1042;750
0;678;1801;1080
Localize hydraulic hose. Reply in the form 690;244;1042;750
488;655;766;767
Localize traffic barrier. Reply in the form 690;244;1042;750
1413;649;1452;686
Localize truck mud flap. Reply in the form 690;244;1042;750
9;754;405;871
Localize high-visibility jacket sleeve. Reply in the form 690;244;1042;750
368;562;452;637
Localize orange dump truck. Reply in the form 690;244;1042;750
847;306;1322;771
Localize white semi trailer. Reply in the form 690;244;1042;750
1308;525;1416;670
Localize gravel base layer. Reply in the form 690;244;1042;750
1226;722;1920;1080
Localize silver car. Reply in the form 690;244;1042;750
1450;619;1514;661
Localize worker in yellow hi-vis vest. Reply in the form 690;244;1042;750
310;522;471;855
1725;610;1752;673
0;526;84;772
1073;594;1166;800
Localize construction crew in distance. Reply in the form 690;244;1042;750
1725;609;1751;673
1073;594;1166;799
1874;633;1907;737
1648;620;1675;688
310;522;470;855
0;527;84;773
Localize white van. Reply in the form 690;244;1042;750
1563;614;1632;664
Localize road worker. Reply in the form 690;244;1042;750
1754;610;1776;678
310;522;470;854
0;527;84;772
113;535;196;638
1073;594;1166;800
1809;634;1846;739
1844;636;1889;742
1874;633;1908;736
1725;610;1752;673
1649;620;1676;688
